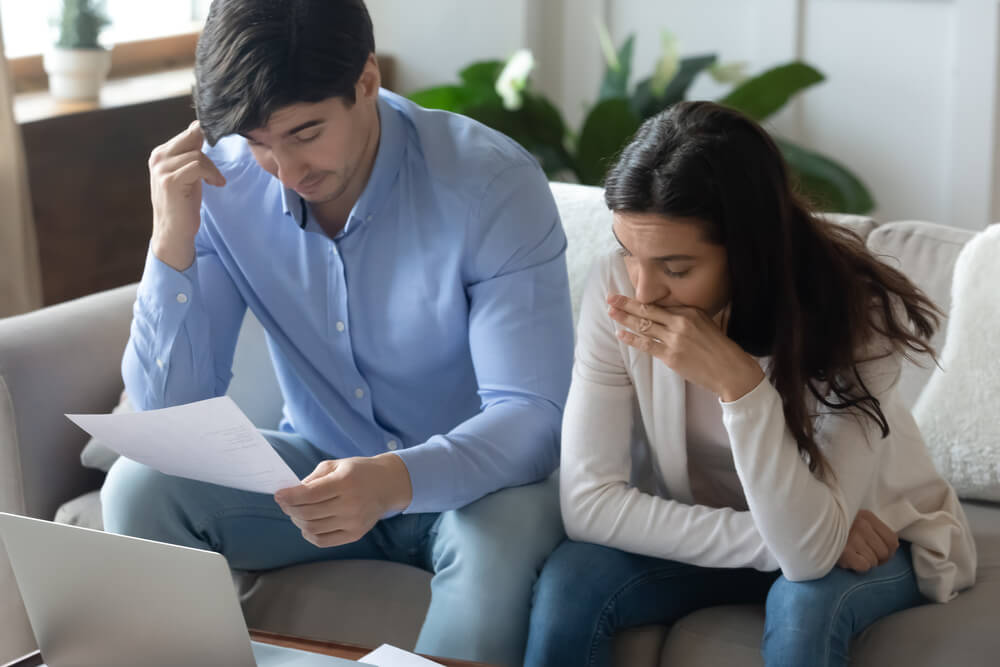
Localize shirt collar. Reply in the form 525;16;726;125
281;91;407;234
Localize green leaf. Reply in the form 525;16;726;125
576;99;642;185
718;62;824;122
408;85;480;112
521;93;569;153
631;54;717;119
599;35;635;102
459;61;505;89
463;93;574;177
409;60;505;112
659;53;717;107
777;138;875;214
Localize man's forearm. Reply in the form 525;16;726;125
392;396;561;514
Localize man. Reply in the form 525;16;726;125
99;1;573;665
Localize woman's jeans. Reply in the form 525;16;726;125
101;429;565;667
525;539;926;667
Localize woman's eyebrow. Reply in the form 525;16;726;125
611;227;696;261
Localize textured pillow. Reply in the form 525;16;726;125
79;392;131;472
913;224;1000;501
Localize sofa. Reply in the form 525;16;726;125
1;182;998;666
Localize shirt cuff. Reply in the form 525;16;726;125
391;441;446;515
134;248;199;374
137;247;199;310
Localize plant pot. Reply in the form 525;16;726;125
43;47;112;101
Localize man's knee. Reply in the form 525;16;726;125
444;476;564;565
101;457;186;539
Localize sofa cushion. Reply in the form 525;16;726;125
79;394;132;473
53;489;102;530
819;213;878;241
237;559;432;651
865;221;975;408
914;224;1000;501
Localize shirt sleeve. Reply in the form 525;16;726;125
560;255;780;571
122;209;247;410
722;341;902;581
393;161;575;513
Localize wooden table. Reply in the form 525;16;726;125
249;630;495;665
1;630;495;666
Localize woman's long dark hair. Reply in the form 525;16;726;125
604;101;940;477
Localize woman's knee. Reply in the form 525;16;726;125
763;571;860;666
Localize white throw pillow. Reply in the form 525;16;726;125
913;223;1000;501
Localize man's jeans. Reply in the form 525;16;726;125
101;429;564;667
525;539;925;667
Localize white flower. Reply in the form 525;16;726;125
595;19;619;70
496;49;535;111
710;61;749;85
651;31;680;97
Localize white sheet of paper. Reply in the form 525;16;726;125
359;644;444;667
66;396;300;494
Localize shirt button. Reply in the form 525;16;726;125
176;293;188;304
354;388;365;399
387;440;398;451
336;321;346;332
366;214;373;222
155;358;165;369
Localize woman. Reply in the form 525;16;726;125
525;101;976;667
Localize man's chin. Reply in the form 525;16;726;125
302;182;350;205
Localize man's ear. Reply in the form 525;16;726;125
357;53;382;100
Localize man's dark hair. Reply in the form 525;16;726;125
194;0;375;145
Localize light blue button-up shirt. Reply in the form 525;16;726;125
123;90;574;513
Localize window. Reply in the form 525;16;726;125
1;0;212;58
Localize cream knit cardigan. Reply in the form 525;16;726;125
560;252;977;602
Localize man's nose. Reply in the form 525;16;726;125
273;154;307;189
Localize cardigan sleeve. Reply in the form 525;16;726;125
721;342;901;581
560;255;779;571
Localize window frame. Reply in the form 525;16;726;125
9;31;200;94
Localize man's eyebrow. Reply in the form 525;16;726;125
241;120;325;142
611;227;696;261
284;120;325;136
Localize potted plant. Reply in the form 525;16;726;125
43;0;112;101
410;28;874;214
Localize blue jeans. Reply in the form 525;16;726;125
101;430;564;667
525;540;926;667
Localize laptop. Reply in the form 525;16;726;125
0;512;370;667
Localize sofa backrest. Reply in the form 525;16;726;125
228;184;975;428
865;221;975;406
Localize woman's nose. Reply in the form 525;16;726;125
634;266;668;304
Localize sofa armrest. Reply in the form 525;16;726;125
0;284;137;520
